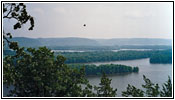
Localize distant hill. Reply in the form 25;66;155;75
96;38;172;46
4;37;42;49
6;37;100;47
38;37;100;46
4;37;172;49
11;37;42;47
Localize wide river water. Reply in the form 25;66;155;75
3;58;172;97
86;58;172;97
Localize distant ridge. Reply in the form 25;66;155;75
96;38;172;46
38;37;100;46
6;37;172;47
11;37;42;47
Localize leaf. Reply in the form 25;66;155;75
3;8;7;13
13;22;21;29
28;17;34;30
9;42;18;50
19;3;24;6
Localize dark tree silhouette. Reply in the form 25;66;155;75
3;3;34;49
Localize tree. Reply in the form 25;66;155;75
122;84;144;97
82;83;97;97
3;3;95;97
94;72;117;97
142;75;160;97
160;76;172;97
122;75;172;97
3;47;90;97
132;67;139;72
3;3;34;49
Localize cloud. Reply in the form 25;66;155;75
9;3;172;39
53;7;67;14
33;8;44;15
124;10;154;19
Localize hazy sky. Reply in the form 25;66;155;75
3;2;173;39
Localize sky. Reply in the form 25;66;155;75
3;2;173;39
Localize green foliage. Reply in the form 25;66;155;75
3;47;89;97
150;49;172;64
9;42;19;50
132;67;139;72
56;49;172;64
5;48;172;64
94;73;117;97
122;75;172;97
142;75;160;97
160;76;172;97
82;83;96;97
57;50;153;63
122;84;144;97
69;64;139;76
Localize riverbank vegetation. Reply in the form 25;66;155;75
55;49;172;64
3;47;172;97
56;51;151;63
69;64;139;76
150;49;172;64
4;49;172;64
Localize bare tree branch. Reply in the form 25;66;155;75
3;4;13;18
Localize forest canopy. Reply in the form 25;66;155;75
68;64;139;76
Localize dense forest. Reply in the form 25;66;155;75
56;50;152;63
4;49;172;64
68;64;139;76
150;49;172;64
55;49;172;64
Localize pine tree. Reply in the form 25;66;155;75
160;76;172;97
94;72;117;97
122;84;144;97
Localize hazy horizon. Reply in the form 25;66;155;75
3;2;173;39
12;36;172;40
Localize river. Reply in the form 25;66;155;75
52;49;164;52
86;58;172;97
3;58;172;97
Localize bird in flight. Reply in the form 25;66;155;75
83;24;86;27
